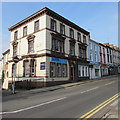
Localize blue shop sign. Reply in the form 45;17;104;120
40;62;45;70
89;61;99;65
50;58;67;64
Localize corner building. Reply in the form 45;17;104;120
7;7;90;88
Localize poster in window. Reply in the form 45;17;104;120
40;62;45;70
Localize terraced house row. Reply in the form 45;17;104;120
1;7;120;89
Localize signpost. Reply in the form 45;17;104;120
12;56;19;94
13;56;19;63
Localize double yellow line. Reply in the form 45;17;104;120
77;92;120;120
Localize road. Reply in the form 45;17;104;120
2;76;119;119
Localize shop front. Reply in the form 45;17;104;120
77;60;89;81
100;64;109;77
89;62;101;79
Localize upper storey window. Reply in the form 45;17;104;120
79;46;86;59
51;19;56;31
52;37;64;53
77;32;81;41
70;43;75;56
60;24;65;35
83;35;86;44
14;31;18;40
23;26;27;37
69;28;74;39
28;40;34;53
27;35;35;53
34;20;39;32
13;45;17;57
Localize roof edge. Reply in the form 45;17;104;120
2;49;10;55
8;7;89;35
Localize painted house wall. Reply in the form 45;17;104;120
7;14;47;87
46;15;89;57
9;15;47;60
88;41;100;63
99;44;108;76
46;14;90;81
88;40;101;79
5;8;90;89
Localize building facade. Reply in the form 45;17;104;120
103;43;120;75
99;43;109;77
0;58;3;80
88;39;101;79
6;7;90;89
2;49;10;89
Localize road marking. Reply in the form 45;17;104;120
80;87;99;94
104;81;115;86
65;77;118;90
77;92;120;120
1;97;66;115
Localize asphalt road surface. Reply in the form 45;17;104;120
2;76;119;119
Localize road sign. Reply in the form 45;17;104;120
13;56;19;63
40;62;45;70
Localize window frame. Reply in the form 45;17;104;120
51;37;64;53
23;60;30;77
23;26;27;37
13;45;17;57
28;40;34;53
70;43;75;56
77;32;81;41
34;20;39;32
50;19;57;31
14;31;18;40
50;62;67;78
60;23;65;35
69;28;74;39
83;35;86;44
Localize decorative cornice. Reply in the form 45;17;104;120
27;34;35;41
8;7;47;31
12;41;18;46
51;33;66;40
8;7;90;35
69;39;76;43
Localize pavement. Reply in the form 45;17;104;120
2;75;118;97
2;75;119;119
91;96;119;119
107;98;119;119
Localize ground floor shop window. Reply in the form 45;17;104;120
23;59;36;77
50;62;67;77
24;60;30;77
57;64;62;77
95;69;99;76
62;64;67;77
78;65;88;77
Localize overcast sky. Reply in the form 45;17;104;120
1;2;118;58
